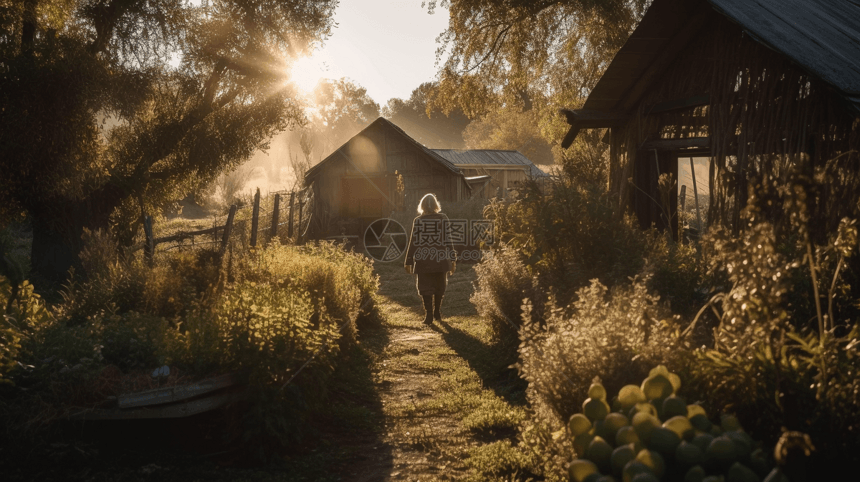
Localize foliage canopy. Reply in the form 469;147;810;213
0;0;337;284
426;0;647;156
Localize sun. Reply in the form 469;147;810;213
289;56;323;95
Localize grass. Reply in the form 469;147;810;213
362;260;533;481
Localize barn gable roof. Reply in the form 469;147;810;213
305;117;463;182
710;0;860;98
562;0;860;146
430;149;550;178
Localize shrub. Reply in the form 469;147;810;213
684;212;860;469
642;231;709;322
519;278;684;422
485;177;646;304
465;439;539;482
471;245;539;350
2;234;379;458
97;311;168;373
59;229;224;325
1;278;55;385
241;242;378;340
516;278;687;479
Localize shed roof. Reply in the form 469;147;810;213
710;0;860;98
574;0;860;118
305;117;463;182
430;149;550;178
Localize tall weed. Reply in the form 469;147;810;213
686;191;860;467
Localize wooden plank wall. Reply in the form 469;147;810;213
311;121;466;221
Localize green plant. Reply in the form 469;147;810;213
2;233;380;462
642;231;709;321
682;185;860;470
516;278;687;479
465;440;538;482
97;311;168;372
563;370;780;482
1;277;55;384
470;244;538;349
485;175;646;302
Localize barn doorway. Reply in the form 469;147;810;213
677;157;710;236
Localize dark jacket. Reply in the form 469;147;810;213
404;212;457;273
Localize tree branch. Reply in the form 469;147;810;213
203;60;227;105
88;0;137;55
112;84;241;197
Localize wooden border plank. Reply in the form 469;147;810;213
118;373;240;409
71;391;246;421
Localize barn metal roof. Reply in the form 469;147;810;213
430;149;550;178
712;0;860;101
580;0;860;115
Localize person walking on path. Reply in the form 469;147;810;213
404;193;457;325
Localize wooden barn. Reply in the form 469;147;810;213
304;117;471;237
561;0;860;239
430;149;550;199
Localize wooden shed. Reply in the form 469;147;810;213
561;0;860;239
304;117;471;237
430;149;550;199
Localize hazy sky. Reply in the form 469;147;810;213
678;157;710;196
296;0;450;106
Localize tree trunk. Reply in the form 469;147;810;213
30;213;83;290
29;187;123;290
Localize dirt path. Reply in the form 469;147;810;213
331;262;526;482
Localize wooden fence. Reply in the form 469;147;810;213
139;187;312;264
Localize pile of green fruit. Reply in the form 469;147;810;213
567;366;777;482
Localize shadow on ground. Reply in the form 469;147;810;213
376;260;526;406
433;320;526;407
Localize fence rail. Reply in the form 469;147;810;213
138;186;311;263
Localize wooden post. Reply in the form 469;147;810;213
690;157;703;232
297;198;304;244
219;204;237;259
143;215;155;265
250;188;260;248
287;191;295;239
679;185;687;214
270;193;280;240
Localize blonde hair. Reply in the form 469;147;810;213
417;193;441;215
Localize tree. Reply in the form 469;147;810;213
426;0;647;157
463;107;553;165
0;0;337;286
309;78;380;157
382;82;470;148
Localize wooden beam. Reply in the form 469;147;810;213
561;109;628;128
641;137;710;150
617;5;713;112
561;126;580;149
560;109;628;148
643;94;710;115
